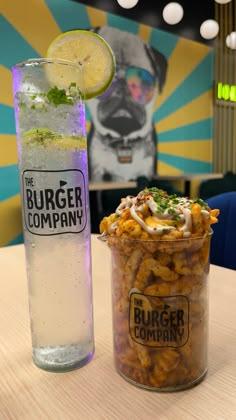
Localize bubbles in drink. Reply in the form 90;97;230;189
14;82;94;371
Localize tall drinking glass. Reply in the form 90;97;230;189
12;58;94;372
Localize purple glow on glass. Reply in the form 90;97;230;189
12;66;23;161
76;101;86;137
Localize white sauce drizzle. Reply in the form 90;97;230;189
201;210;210;218
114;190;210;236
108;222;119;233
179;207;192;234
116;195;134;216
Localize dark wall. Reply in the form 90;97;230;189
74;0;215;45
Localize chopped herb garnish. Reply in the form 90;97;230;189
193;198;207;209
148;187;163;194
168;208;176;215
22;128;61;145
162;228;169;234
23;75;30;83
18;101;26;108
46;86;73;106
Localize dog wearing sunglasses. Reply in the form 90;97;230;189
86;26;168;182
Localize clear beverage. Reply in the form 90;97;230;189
12;59;94;371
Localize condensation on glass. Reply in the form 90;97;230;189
12;58;94;372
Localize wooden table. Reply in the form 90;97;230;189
89;181;137;191
152;173;223;196
0;236;236;419
89;174;223;197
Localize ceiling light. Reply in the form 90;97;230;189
117;0;139;9
163;2;184;25
200;19;219;40
226;31;236;49
215;0;232;4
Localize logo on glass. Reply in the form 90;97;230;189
129;293;189;348
22;169;87;236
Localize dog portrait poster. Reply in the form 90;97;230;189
86;26;168;182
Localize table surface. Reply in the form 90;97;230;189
0;236;235;420
88;174;223;197
89;181;137;191
152;173;223;182
89;174;223;191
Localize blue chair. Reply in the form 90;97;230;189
206;192;236;270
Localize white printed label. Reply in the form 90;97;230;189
22;169;87;236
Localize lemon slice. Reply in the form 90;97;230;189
46;29;116;100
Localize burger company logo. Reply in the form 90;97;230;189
22;169;87;236
129;292;189;348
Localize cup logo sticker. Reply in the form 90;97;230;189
129;293;189;348
22;169;87;236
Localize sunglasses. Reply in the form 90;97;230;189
98;66;156;105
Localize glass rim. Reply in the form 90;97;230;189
98;228;213;244
12;57;82;71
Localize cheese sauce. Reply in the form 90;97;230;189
114;188;210;238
